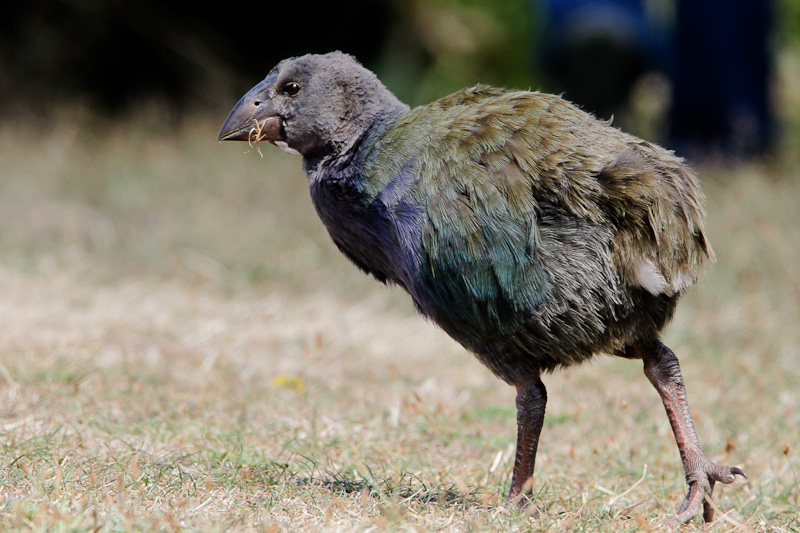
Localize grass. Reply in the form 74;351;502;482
0;105;799;532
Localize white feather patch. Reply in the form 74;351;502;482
634;258;669;295
668;270;693;295
273;140;299;155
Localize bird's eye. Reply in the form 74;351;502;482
282;82;301;96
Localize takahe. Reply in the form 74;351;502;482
218;52;745;523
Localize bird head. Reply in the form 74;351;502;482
218;52;408;160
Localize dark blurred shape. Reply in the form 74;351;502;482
0;1;393;115
539;0;659;120
668;0;774;159
538;0;775;160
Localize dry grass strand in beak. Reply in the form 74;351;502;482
247;118;269;158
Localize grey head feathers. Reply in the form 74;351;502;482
269;52;409;162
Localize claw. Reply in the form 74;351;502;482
709;463;747;484
730;466;747;479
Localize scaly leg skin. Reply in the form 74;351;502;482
640;341;746;524
507;379;547;509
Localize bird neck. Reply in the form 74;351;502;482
304;104;408;185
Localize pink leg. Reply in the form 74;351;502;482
507;379;547;506
640;341;746;523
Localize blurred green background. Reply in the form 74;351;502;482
2;0;799;158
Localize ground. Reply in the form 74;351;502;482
0;110;798;531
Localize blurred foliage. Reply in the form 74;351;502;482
780;0;800;44
0;0;395;114
375;0;539;106
0;0;538;115
1;0;800;138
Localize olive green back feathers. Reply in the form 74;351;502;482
350;85;712;380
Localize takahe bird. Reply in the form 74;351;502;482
218;52;745;523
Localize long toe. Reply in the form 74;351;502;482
674;482;706;524
675;462;746;523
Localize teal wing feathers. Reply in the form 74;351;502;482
419;143;549;335
404;87;559;335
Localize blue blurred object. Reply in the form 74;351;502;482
540;0;662;119
668;0;773;159
539;0;774;159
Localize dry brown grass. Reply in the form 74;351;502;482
0;107;798;531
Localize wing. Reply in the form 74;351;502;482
408;89;562;336
419;151;549;336
394;87;712;339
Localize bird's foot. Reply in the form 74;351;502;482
506;491;543;517
507;481;533;509
673;462;746;524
